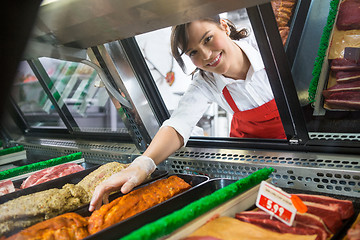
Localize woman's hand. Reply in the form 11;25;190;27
88;156;156;212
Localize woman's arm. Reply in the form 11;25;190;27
143;126;184;165
88;126;183;211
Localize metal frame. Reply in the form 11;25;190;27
247;4;310;144
18;137;360;198
28;59;78;131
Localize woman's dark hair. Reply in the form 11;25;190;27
170;17;249;76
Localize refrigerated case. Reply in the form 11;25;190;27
1;0;360;237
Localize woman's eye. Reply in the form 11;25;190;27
204;36;212;44
189;51;197;57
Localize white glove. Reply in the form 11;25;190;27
88;156;156;212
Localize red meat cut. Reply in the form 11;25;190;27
0;179;15;196
303;201;343;233
336;0;360;30
235;214;327;240
331;58;360;71
336;71;360;83
322;82;360;98
237;210;330;237
20;163;84;189
295;194;354;220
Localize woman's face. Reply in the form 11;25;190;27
184;20;236;76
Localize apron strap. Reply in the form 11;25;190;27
222;86;240;113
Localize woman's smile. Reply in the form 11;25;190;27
207;52;222;67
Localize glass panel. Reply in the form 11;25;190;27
12;61;66;128
12;59;127;133
291;0;360;142
38;57;127;133
136;8;285;139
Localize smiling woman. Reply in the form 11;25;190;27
88;15;287;212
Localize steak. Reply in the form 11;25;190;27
295;194;354;219
235;216;326;240
0;180;15;196
336;0;360;30
237;210;330;238
303;201;343;233
20;163;85;189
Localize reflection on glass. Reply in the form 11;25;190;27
13;59;127;133
136;9;283;139
12;61;66;128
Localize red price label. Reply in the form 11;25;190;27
256;181;296;226
258;194;292;222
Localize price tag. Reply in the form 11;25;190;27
255;181;297;226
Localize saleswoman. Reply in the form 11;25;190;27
89;17;286;211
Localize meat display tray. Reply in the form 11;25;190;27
80;177;231;240
168;182;360;240
0;165;168;204
282;188;360;240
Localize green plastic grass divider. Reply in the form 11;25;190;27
0;145;24;156
0;152;82;181
120;167;274;240
308;0;340;103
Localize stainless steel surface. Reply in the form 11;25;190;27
15;136;360;198
166;146;360;198
291;0;329;106
33;0;270;49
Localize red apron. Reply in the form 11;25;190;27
222;86;286;139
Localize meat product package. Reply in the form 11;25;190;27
186;216;317;240
87;175;191;235
271;0;297;45
20;162;85;189
0;184;90;236
323;58;360;110
336;0;360;31
0;180;15;196
4;212;89;240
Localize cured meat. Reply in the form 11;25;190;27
20;163;84;189
271;0;297;45
322;82;360;98
331;58;360;71
0;180;15;196
236;215;326;240
295;193;354;219
325;94;360;110
5;212;89;240
187;216;317;240
336;0;360;31
87;175;191;234
303;201;343;233
336;71;360;83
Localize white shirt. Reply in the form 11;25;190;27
161;38;274;145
